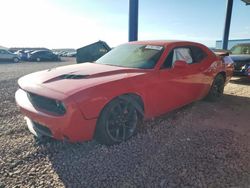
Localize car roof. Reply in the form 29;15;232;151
31;50;51;54
127;40;205;48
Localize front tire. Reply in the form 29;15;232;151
95;96;139;145
206;74;225;102
13;57;20;63
36;57;41;62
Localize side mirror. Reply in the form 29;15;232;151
173;60;188;68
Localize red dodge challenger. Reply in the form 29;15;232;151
15;41;233;145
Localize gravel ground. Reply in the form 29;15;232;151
0;59;250;188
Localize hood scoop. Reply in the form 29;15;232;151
43;74;89;84
60;74;89;79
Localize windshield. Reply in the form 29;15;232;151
231;45;250;55
96;44;164;69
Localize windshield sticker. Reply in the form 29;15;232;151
145;45;163;51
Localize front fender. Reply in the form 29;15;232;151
72;79;137;120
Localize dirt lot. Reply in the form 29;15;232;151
0;58;250;187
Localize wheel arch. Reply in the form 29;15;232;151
77;90;146;121
103;92;145;117
205;71;226;102
121;93;144;115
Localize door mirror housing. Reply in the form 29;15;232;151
173;60;188;68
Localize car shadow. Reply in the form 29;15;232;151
230;76;250;86
41;93;250;187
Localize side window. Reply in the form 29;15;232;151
190;46;206;63
242;47;250;54
45;51;53;55
162;47;193;69
0;50;7;54
173;48;193;64
231;46;241;54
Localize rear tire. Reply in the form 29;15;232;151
205;74;225;102
36;57;41;62
95;96;140;145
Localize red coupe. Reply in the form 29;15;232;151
15;41;233;145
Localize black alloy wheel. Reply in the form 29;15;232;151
95;96;139;145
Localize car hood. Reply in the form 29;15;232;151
230;55;250;62
18;63;147;96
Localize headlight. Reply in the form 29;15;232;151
241;65;247;70
55;100;66;114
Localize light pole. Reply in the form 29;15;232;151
222;0;234;50
128;0;139;42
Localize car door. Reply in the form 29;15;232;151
47;52;55;60
154;46;206;114
44;51;54;60
0;50;5;60
0;50;12;60
39;51;48;60
187;45;211;99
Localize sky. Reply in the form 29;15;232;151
0;0;249;49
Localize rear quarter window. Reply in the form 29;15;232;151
190;46;207;63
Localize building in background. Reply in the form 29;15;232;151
216;39;250;50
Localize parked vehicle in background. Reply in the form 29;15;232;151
15;40;233;145
211;49;234;65
241;64;250;79
15;50;32;61
212;50;234;80
57;51;68;57
0;49;20;63
229;43;250;75
52;49;76;57
28;50;60;62
66;52;77;57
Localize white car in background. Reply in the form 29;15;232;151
0;49;20;63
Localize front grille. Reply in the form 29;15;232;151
33;121;52;137
27;92;66;115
